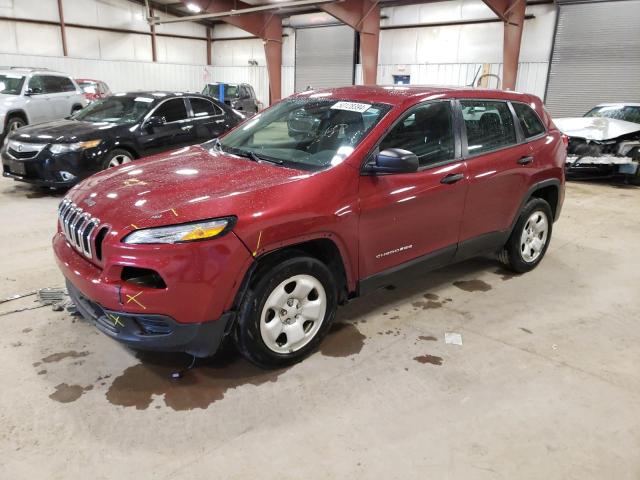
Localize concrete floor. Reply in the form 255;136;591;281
1;176;639;479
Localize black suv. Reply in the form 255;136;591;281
2;91;243;188
202;83;260;114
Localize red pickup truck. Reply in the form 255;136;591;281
54;85;566;368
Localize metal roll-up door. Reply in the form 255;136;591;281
294;25;356;93
545;0;640;117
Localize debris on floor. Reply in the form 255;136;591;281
37;288;67;305
444;332;463;346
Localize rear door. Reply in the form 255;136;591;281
358;100;467;281
24;75;53;124
138;98;193;155
187;97;229;142
457;99;533;251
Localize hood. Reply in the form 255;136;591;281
66;145;313;230
554;117;640;141
11;119;122;143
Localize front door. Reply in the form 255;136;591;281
24;75;53;124
138;98;194;155
358;100;467;281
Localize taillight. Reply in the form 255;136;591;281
561;134;569;147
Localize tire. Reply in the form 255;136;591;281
499;197;553;273
101;149;134;169
234;254;338;368
5;116;26;135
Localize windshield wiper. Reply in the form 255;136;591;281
227;147;284;165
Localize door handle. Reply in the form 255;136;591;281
181;125;193;131
440;173;464;185
518;156;534;165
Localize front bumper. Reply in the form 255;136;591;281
66;280;233;357
1;146;103;186
565;155;639;178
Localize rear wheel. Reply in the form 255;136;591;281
234;255;337;368
500;198;553;273
101;149;133;169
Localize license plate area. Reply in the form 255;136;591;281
9;160;26;176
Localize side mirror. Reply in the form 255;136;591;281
25;87;42;96
145;116;166;130
365;148;419;174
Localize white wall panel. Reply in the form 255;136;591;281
65;26;101;59
15;23;63;56
0;19;18;54
282;65;295;99
157;37;206;65
0;0;59;22
155;11;207;37
212;38;266;66
0;52;213;93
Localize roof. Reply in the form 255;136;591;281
292;85;537;106
112;91;211;98
75;78;102;83
0;67;65;75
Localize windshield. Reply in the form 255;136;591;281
71;95;154;124
584;105;640;124
0;74;25;95
217;98;390;170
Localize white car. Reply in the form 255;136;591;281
555;103;640;180
0;67;87;140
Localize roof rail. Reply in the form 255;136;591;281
0;66;52;72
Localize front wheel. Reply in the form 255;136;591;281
6;116;26;135
101;149;133;169
234;255;338;368
499;198;553;273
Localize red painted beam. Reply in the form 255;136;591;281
57;0;68;56
321;0;380;85
502;0;525;90
187;0;282;103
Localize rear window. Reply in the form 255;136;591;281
512;102;545;139
461;100;517;155
190;97;222;117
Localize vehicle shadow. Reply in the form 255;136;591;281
1;181;68;199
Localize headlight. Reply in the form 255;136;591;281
49;139;101;154
122;217;235;244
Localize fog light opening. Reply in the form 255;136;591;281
121;267;167;289
59;171;76;182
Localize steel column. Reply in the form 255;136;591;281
502;0;526;90
206;27;212;65
57;0;68;56
483;0;526;90
321;0;380;85
150;6;158;62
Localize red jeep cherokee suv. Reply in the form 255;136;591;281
54;86;565;368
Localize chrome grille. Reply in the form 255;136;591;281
7;140;47;160
58;199;100;259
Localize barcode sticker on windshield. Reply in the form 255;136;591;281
331;102;371;113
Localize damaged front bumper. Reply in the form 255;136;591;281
66;279;234;357
565;155;639;177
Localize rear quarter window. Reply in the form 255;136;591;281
512;102;545;139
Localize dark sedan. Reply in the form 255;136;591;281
1;91;243;188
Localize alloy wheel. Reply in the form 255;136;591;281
520;210;549;263
259;274;327;354
108;154;133;168
9;120;25;132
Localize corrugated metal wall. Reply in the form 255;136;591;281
545;0;640;117
294;25;355;92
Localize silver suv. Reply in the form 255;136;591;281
0;67;87;140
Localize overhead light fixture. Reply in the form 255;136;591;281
186;3;202;13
